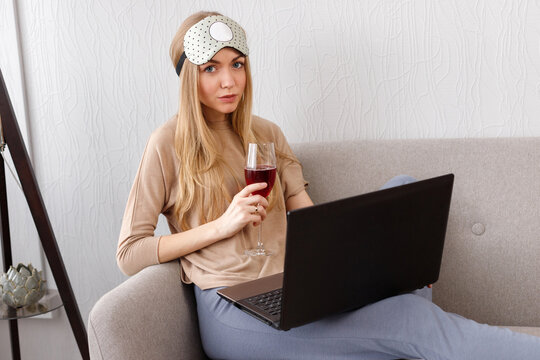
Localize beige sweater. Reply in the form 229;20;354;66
117;115;308;289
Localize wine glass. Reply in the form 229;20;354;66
244;143;277;256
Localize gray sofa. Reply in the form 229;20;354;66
88;138;540;359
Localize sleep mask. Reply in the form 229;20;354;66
176;15;249;76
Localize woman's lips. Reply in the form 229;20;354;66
218;95;237;103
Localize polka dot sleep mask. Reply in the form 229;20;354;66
175;15;249;76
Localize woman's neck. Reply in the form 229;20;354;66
203;113;231;131
203;108;232;129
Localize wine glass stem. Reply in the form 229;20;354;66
257;222;264;249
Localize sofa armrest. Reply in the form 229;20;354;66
88;261;209;360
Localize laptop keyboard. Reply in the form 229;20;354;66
245;288;283;316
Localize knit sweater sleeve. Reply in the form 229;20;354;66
116;131;168;276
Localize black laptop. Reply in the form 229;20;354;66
217;174;454;330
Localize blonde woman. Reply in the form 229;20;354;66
117;11;540;360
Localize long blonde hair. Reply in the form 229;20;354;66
170;11;292;231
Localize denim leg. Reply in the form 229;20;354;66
195;287;540;360
411;285;432;302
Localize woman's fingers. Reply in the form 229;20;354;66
222;183;270;230
217;184;272;238
235;184;269;208
238;182;267;197
244;202;267;227
250;196;269;209
250;203;267;225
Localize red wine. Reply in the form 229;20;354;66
244;165;277;197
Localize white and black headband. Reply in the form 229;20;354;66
176;15;249;76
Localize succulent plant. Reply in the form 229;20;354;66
0;263;46;308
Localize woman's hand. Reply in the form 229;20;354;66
214;182;269;239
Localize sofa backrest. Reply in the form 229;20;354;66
292;138;540;327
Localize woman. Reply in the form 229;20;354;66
117;11;540;359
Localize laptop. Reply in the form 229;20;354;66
217;173;454;331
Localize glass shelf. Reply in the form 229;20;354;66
0;289;63;320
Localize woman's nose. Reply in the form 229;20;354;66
220;69;235;88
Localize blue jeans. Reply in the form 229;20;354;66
194;175;540;359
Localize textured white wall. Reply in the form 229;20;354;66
1;0;540;358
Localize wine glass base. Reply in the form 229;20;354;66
245;248;273;256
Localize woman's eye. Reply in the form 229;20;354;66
204;66;216;73
233;62;244;69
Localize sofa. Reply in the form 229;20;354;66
88;138;540;359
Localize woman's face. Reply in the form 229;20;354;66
198;47;246;121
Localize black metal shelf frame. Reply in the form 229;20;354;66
0;68;89;360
